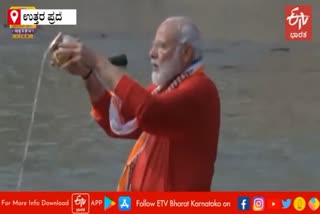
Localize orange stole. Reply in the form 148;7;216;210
117;132;148;191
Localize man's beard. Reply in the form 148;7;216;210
151;47;182;87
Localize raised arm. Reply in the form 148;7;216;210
112;74;219;136
93;57;218;136
85;71;142;139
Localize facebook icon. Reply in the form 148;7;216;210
238;196;250;211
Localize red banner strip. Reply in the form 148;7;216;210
0;192;319;214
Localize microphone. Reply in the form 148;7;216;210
108;54;128;67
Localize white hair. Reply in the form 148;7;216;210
163;16;203;60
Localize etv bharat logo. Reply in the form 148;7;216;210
285;5;312;41
72;193;90;214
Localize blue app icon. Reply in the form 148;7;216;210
282;198;291;209
118;196;131;211
238;196;250;211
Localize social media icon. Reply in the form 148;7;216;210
282;198;291;209
104;196;116;210
308;197;319;211
293;197;306;211
253;196;265;211
118;196;131;211
267;198;281;210
238;197;250;211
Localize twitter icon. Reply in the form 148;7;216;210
282;199;291;209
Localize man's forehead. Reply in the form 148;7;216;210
154;22;179;44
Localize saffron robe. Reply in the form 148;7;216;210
91;67;220;191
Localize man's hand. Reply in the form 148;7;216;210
52;38;126;90
52;40;99;78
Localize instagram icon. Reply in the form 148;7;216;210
253;196;265;211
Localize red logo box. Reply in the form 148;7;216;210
7;8;21;25
285;5;312;41
72;193;90;214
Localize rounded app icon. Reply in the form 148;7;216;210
308;197;319;211
293;197;306;211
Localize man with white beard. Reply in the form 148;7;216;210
53;16;220;191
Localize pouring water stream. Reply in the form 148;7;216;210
16;33;69;190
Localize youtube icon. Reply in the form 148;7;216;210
267;199;281;209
